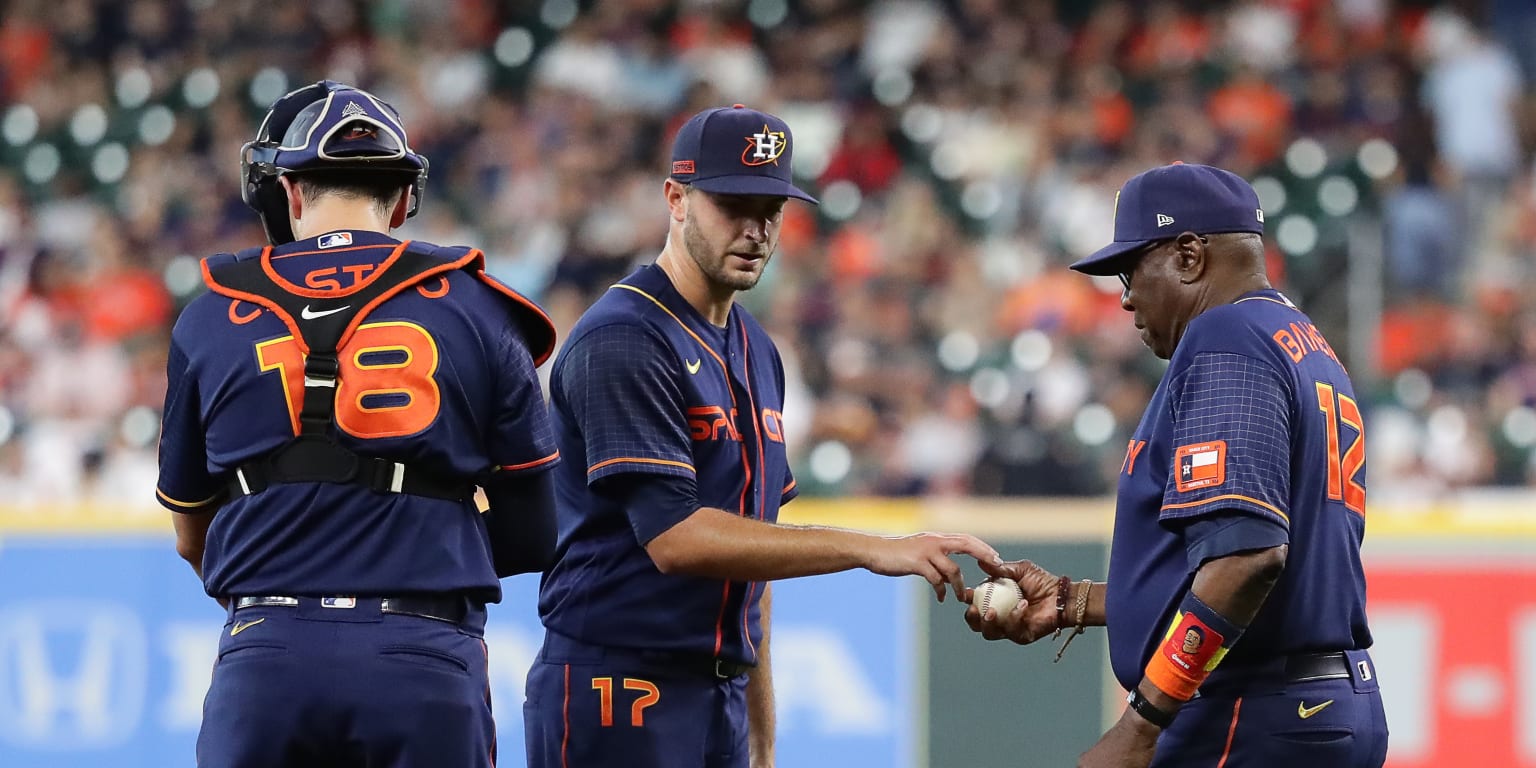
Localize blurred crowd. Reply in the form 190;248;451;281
3;0;1536;512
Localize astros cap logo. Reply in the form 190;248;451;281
742;125;787;166
668;105;817;202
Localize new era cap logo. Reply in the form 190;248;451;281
1156;214;1175;227
742;125;787;166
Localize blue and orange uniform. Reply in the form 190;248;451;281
523;263;796;768
157;82;559;768
157;229;557;767
1107;289;1389;765
1062;163;1389;766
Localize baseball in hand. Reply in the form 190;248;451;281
972;577;1024;618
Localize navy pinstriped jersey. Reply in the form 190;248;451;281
1106;289;1373;690
540;264;796;665
156;230;557;602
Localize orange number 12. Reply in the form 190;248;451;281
1315;381;1365;516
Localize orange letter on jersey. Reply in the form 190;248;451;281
761;408;785;443
304;267;343;292
1273;329;1305;363
341;263;375;286
1122;439;1148;475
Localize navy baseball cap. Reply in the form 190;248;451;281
1070;163;1265;275
669;104;818;204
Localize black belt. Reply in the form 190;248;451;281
233;595;471;625
635;650;755;680
541;631;755;681
1284;651;1353;683
1196;651;1358;699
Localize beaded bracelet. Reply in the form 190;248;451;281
1051;575;1072;640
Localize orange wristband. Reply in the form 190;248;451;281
1144;597;1239;701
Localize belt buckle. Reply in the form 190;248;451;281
236;596;299;610
713;659;731;679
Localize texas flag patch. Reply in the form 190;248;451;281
318;231;353;249
1175;440;1227;492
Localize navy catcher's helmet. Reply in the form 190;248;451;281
241;80;429;245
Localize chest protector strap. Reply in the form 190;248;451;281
203;241;479;502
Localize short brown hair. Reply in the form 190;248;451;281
290;171;408;219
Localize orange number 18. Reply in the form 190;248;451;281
1315;381;1366;516
255;321;442;439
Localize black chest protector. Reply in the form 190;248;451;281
202;241;488;502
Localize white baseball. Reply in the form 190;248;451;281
973;578;1024;618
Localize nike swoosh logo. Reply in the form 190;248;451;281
301;304;350;320
685;359;702;375
1298;699;1335;719
230;618;266;637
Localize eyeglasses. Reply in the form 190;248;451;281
1116;241;1161;294
1115;235;1201;294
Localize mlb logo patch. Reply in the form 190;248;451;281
320;596;357;609
1174;440;1226;492
318;231;353;249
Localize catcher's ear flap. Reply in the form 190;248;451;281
241;139;296;245
405;154;429;220
241;81;339;246
253;175;295;246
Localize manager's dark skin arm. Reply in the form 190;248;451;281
1080;545;1287;767
964;542;1286;764
968;545;1286;645
1139;545;1287;709
483;470;558;576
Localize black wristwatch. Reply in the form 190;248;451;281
1126;686;1178;729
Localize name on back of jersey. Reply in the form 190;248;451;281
1272;321;1339;366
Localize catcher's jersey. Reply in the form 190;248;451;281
539;264;796;666
1106;289;1373;690
156;230;557;602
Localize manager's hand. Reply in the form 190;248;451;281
1078;708;1159;768
962;559;1061;644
